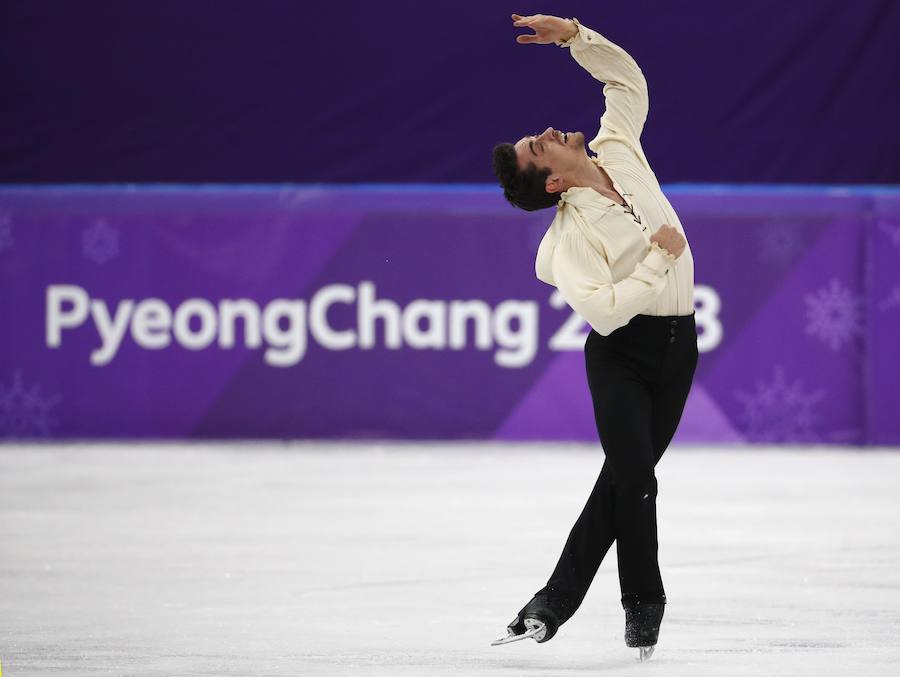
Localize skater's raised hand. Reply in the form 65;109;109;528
650;224;686;259
511;13;578;45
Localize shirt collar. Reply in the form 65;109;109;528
558;186;601;208
558;186;619;210
557;158;621;210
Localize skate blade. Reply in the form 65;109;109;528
491;619;546;646
639;646;655;662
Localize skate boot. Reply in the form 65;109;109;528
623;596;665;662
491;593;565;646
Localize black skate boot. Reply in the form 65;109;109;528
491;592;569;646
623;596;665;661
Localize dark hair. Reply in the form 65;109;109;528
492;143;561;212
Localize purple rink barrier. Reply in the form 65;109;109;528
0;185;898;445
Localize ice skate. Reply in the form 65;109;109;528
491;595;562;646
623;600;665;661
491;617;549;645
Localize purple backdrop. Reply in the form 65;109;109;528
2;1;899;184
0;185;898;444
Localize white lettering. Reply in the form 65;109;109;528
46;282;593;369
548;289;590;351
403;299;446;349
46;285;89;347
309;285;356;350
219;299;262;349
448;300;492;350
262;299;306;366
493;300;538;368
131;299;172;350
90;299;134;366
172;299;218;350
358;281;401;349
694;285;722;353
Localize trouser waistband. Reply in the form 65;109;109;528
588;311;697;347
627;311;695;326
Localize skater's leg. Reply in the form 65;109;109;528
583;334;662;603
517;334;652;626
533;459;615;618
504;322;688;640
614;474;663;605
651;320;699;462
619;316;697;655
614;316;695;614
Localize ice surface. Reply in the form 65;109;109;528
1;442;899;676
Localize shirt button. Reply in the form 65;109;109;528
669;336;676;343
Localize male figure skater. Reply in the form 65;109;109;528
490;14;698;660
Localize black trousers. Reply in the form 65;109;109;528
525;312;699;621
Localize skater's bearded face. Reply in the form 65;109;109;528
513;127;586;195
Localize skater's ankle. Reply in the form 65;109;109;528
527;589;577;624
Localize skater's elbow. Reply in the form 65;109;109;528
571;301;626;337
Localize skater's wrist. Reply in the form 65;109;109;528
555;18;581;47
643;243;676;275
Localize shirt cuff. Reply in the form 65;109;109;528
643;242;677;275
555;17;582;47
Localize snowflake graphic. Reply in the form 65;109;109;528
0;210;13;252
0;371;61;438
757;220;805;265
81;219;119;264
734;366;826;443
879;285;900;312
878;219;900;250
803;278;864;351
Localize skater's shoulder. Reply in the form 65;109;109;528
536;209;585;283
535;207;611;285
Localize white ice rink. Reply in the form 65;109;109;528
1;443;899;676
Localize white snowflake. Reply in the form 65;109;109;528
81;219;119;264
0;210;13;252
0;371;61;438
879;285;900;312
734;366;825;443
878;219;900;250
757;220;805;265
803;278;864;351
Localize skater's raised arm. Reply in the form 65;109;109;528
513;14;649;145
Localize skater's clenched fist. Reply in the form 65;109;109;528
649;224;686;259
